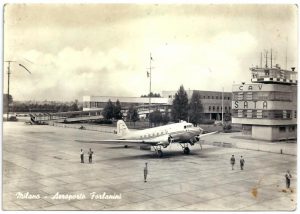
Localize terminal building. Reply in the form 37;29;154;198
232;65;297;141
162;90;232;121
83;90;232;121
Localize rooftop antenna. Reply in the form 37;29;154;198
4;60;32;121
264;50;268;68
260;52;262;68
270;48;273;68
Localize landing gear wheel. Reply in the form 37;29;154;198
157;150;163;158
183;147;190;154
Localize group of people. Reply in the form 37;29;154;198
80;148;94;163
79;149;293;189
230;154;245;170
230;154;293;189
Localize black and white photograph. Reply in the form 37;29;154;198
2;2;297;211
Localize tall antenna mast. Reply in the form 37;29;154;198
270;48;273;68
264;50;269;68
146;53;154;127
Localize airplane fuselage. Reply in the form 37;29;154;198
120;122;203;145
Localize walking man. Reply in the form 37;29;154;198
144;162;148;182
80;149;84;163
240;156;245;170
88;148;94;164
285;170;292;189
230;155;235;170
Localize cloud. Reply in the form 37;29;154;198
4;4;297;101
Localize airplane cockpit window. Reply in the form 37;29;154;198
184;126;186;129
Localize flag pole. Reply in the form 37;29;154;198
149;53;152;127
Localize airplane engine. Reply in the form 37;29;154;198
189;135;200;145
168;135;174;143
160;138;170;148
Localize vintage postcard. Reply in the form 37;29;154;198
2;3;297;211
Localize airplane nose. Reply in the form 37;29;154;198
191;126;203;135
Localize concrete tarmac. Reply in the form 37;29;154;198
2;122;297;211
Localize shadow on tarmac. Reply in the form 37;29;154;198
105;151;210;161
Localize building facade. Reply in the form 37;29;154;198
162;90;232;121
83;96;172;118
232;66;297;141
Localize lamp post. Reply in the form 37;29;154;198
4;60;31;121
222;87;224;126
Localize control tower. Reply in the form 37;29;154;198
232;62;297;141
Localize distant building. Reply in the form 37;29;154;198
232;65;297;141
83;96;172;119
162;90;232;121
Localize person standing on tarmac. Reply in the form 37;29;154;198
80;149;84;163
144;162;148;182
88;148;94;163
240;156;245;170
285;170;292;189
230;155;235;170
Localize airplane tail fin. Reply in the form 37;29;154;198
116;120;129;137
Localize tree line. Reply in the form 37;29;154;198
12;103;81;113
140;92;161;97
3;94;82;113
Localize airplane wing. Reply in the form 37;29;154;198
76;139;161;146
199;131;218;138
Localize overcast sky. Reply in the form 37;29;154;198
3;4;298;101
